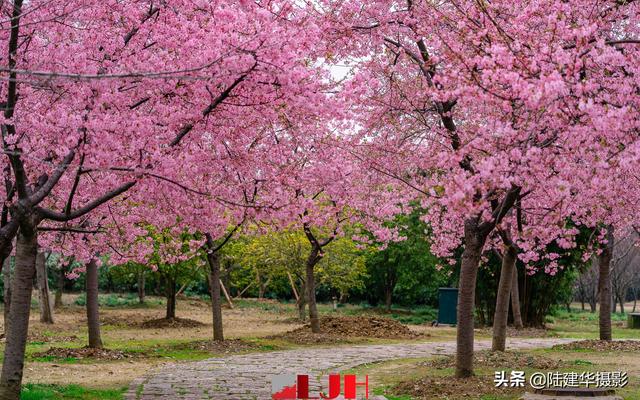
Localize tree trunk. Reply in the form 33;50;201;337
306;247;321;333
2;256;11;333
581;300;585;311
598;226;613;341
589;299;596;313
86;259;102;349
36;252;53;324
619;297;625;315
492;243;517;351
297;295;306;321
455;221;485;378
54;263;65;309
165;275;176;320
511;266;523;329
137;269;145;304
206;249;224;341
0;228;38;399
384;287;392;312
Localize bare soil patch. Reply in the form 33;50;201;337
423;349;566;370
140;317;205;329
272;316;422;344
32;347;135;361
553;339;640;352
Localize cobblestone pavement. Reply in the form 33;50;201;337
126;337;575;400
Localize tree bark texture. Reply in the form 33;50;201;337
86;259;103;349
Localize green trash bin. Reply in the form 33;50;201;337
629;313;640;329
437;287;458;325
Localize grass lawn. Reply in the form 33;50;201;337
21;384;126;400
353;346;640;400
548;308;638;339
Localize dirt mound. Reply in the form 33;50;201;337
423;350;565;370
318;315;417;337
273;316;420;344
32;347;134;361
173;339;258;354
553;339;640;352
140;317;205;329
392;375;522;399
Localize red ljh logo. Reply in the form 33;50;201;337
271;374;369;399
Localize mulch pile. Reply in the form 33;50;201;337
32;347;134;360
172;339;258;354
553;339;640;352
391;375;522;400
423;349;566;370
272;315;421;344
140;317;205;329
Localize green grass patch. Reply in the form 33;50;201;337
30;355;80;364
234;299;292;313
21;384;126;400
74;293;163;308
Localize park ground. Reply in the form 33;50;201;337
1;294;639;399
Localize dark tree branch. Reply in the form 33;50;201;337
37;181;136;222
170;63;257;147
64;154;85;215
29;148;77;206
39;225;104;234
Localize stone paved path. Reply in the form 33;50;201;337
125;338;575;400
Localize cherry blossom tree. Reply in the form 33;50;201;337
319;0;640;377
0;0;335;396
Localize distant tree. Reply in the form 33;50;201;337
610;231;640;314
365;210;443;311
145;227;205;320
238;228;367;319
